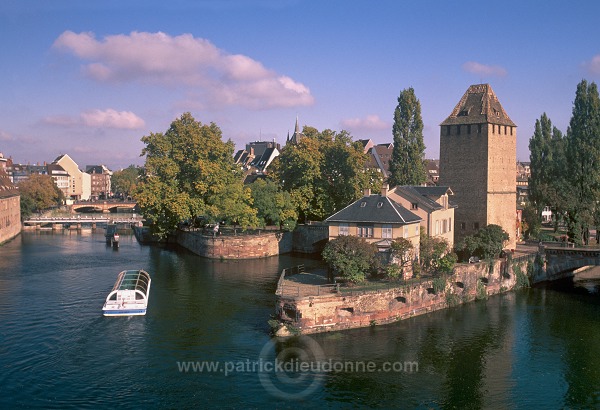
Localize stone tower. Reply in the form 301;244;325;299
439;84;516;249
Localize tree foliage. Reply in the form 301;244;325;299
249;178;298;231
455;224;509;261
419;227;455;274
388;87;427;186
322;235;379;283
528;113;567;215
564;80;600;244
111;165;141;198
273;127;381;221
18;174;64;219
134;112;258;238
386;237;414;279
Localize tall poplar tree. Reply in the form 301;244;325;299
529;113;553;214
565;80;600;243
388;87;427;187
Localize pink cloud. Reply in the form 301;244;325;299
340;114;389;131
583;54;600;75
43;109;145;130
53;31;314;110
462;61;507;77
81;109;145;129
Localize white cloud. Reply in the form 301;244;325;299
0;130;16;141
81;109;145;129
340;114;389;131
583;54;600;75
53;30;314;110
462;61;507;77
43;109;145;130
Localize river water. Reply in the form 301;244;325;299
1;231;599;409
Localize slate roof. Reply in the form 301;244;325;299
411;185;453;198
440;84;516;127
249;147;279;172
392;186;443;212
325;194;421;225
0;167;18;199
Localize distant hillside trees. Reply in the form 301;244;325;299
18;174;64;219
134;112;257;239
388;87;427;186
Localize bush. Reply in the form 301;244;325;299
322;236;378;283
455;224;509;262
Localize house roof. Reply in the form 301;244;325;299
440;83;516;127
325;194;421;225
249;147;279;172
0;167;18;199
391;186;443;212
411;185;453;198
365;143;394;177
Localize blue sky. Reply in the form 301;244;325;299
1;0;599;170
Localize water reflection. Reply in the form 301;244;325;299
1;232;599;408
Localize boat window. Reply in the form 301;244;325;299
109;294;117;301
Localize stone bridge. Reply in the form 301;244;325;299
71;201;137;213
538;245;600;282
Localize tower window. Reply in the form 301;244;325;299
447;125;452;136
467;124;471;134
478;124;482;134
457;125;461;135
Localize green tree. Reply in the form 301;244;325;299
565;80;600;244
521;202;541;240
455;224;509;261
388;87;427;186
274;126;381;221
529;113;554;214
111;165;141;199
387;237;414;279
135;112;257;239
249;178;298;230
419;227;453;274
18;174;64;219
322;235;378;283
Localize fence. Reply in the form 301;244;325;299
275;264;453;298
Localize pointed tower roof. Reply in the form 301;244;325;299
288;116;305;145
440;84;516;127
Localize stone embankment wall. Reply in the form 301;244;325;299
176;223;329;259
176;229;293;259
275;259;516;335
0;194;21;244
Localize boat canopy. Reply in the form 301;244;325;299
109;269;151;297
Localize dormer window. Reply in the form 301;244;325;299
411;203;418;210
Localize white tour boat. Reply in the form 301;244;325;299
103;269;151;316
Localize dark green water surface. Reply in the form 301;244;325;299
1;231;599;409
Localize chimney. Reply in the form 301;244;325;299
381;184;389;197
363;188;371;197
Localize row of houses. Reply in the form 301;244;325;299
2;153;112;201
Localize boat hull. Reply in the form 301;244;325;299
103;308;147;316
